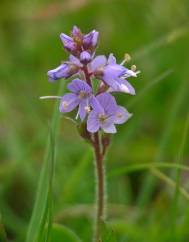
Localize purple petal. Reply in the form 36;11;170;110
114;106;132;124
67;79;92;94
83;30;99;48
72;26;81;37
69;55;82;67
96;93;117;115
102;124;117;133
107;53;116;65
90;55;107;72
90;96;104;114
80;51;91;64
78;100;87;121
47;64;69;81
108;78;136;95
59;93;79;113
60;33;77;52
87;111;100;133
104;64;126;79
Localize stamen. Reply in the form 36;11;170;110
131;65;137;72
84;106;91;113
39;96;62;100
120;53;131;65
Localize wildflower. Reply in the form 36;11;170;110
59;79;93;120
90;54;137;95
87;93;131;133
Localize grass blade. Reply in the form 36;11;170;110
26;82;64;242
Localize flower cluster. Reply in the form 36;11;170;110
44;26;139;134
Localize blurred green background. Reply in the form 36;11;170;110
0;0;189;241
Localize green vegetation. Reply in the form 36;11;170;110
0;0;189;241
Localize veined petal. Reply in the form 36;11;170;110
102;124;117;133
59;93;79;113
78;100;87;121
114;106;132;124
60;33;77;52
47;64;69;81
96;93;117;115
90;96;104;114
104;64;126;78
90;55;107;72
87;111;100;133
67;79;92;94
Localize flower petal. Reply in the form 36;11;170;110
114;106;132;124
78;100;87;121
47;64;70;81
96;93;117;115
108;78;136;95
60;33;77;52
107;53;117;65
87;111;100;133
69;55;82;67
102;124;117;133
90;96;104;114
59;93;79;113
67;79;92;94
90;55;107;72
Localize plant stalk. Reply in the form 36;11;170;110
93;132;106;242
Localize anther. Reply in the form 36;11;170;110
131;65;137;72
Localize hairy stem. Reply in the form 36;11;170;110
93;132;106;242
82;64;107;242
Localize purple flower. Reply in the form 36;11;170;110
47;55;82;82
90;54;136;95
87;93;131;133
59;79;93;120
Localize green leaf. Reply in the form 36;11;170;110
26;82;64;242
49;224;81;242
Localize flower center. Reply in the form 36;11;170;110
99;114;107;123
62;101;69;110
78;91;88;99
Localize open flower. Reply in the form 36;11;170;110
59;79;93;120
87;93;131;133
90;54;137;95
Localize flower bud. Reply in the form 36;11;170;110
80;51;91;64
47;63;79;82
83;30;99;50
60;33;77;53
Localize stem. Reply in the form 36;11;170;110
82;64;107;242
83;66;92;87
93;132;106;242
